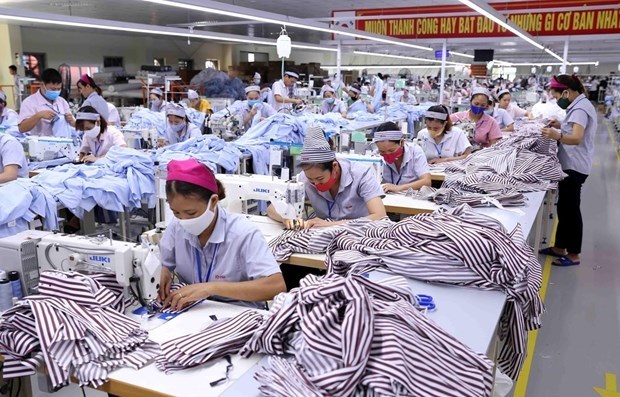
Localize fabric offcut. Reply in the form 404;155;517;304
0;271;159;390
0;178;59;237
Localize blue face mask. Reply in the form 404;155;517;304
470;105;485;115
325;97;335;104
254;79;261;85
44;89;61;101
484;108;493;116
247;100;261;108
170;122;186;133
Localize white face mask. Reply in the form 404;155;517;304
83;125;101;139
177;197;217;236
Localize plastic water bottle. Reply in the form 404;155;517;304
0;278;13;312
8;271;23;300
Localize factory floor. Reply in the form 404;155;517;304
513;114;620;397
26;115;620;397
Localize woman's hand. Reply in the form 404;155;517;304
382;183;402;193
164;283;212;312
303;218;332;230
284;218;306;230
158;266;172;303
541;127;561;140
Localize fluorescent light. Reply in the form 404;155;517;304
0;12;336;52
354;51;468;66
322;65;461;70
450;51;475;59
142;0;433;52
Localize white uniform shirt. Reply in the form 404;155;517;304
238;101;277;130
418;126;472;161
490;108;514;129
269;80;290;111
18;90;71;136
0;134;28;178
382;143;429;185
165;122;202;145
107;103;121;125
79;125;126;158
0;108;19;126
160;208;281;308
320;99;347;115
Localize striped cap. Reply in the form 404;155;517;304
165;103;186;118
151;87;163;96
424;110;448;121
321;85;336;94
284;71;299;79
373;130;404;142
245;85;261;94
76;112;100;121
299;125;336;164
348;86;361;94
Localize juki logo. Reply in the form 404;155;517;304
253;188;270;194
89;255;111;263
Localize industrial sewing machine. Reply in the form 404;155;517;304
216;173;306;219
209;108;244;141
23;136;80;162
122;128;159;149
0;230;161;307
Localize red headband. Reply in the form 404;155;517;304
550;76;568;90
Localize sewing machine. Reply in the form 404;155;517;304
209;109;244;141
336;153;384;184
23;136;80;162
35;233;161;305
216;173;306;219
122;128;159;149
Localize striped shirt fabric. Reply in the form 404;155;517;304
0;271;159;390
405;185;527;208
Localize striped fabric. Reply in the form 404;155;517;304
373;130;403;142
406;185;527;208
0;271;159;390
299;125;336;164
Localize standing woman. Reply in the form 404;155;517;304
77;74;110;121
267;125;386;229
496;89;533;120
539;74;597;267
373;122;431;193
418;105;472;164
450;88;502;148
159;158;286;310
164;104;201;146
77;106;126;163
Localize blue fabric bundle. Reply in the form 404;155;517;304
0;178;58;237
155;135;241;173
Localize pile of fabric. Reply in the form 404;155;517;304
156;273;495;396
442;121;564;193
0;271;159;389
154;135;242;173
405;185;528;208
0;178;59;237
267;204;543;380
32;146;156;218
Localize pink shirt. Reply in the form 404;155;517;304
450;111;502;147
18;90;71;136
79;126;126;158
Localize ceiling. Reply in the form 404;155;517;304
0;0;619;64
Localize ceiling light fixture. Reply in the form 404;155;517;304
354;50;468;66
141;0;433;52
0;9;337;52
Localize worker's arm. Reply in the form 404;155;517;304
18;110;56;133
502;123;515;132
488;138;501;146
542;123;585;145
383;173;431;193
242;108;255;127
0;164;19;184
366;101;375;113
274;94;301;105
429;147;472;164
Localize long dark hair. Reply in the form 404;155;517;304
550;74;585;94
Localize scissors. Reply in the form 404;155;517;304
415;294;436;312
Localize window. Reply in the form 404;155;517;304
70;66;100;83
205;59;219;70
240;51;268;63
103;56;123;68
247;53;255;63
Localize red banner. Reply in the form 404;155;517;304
333;0;620;39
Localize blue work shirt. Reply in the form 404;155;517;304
382;143;430;185
160;207;281;308
0;134;28;179
298;158;385;221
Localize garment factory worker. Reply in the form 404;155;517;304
77;106;126;163
400;87;417;105
450;88;502;148
347;84;375;114
159;158;286;310
0;133;28;183
77;74;109;121
374;122;430;193
319;76;334;97
539;74;597;267
164;103;201;146
253;72;271;102
269;70;302;111
418;105;472;164
267;125;386;230
496;89;533;120
486;96;514;132
0;91;19;126
149;87;166;112
240;86;276;130
320;86;347;117
18;68;75;136
188;89;213;115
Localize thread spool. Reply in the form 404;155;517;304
8;271;23;300
0;279;13;312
